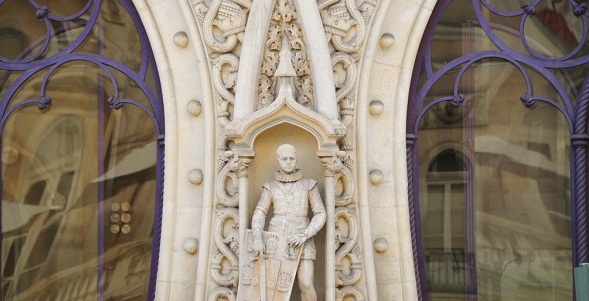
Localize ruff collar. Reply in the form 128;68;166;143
275;169;302;182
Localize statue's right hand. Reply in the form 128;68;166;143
252;238;264;256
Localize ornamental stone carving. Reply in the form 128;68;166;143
258;0;314;109
193;0;380;299
190;0;379;127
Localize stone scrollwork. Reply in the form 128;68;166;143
320;0;365;54
322;0;377;150
320;0;377;152
212;54;239;126
191;0;379;125
193;0;250;54
335;207;362;286
209;207;239;288
321;150;366;299
334;164;367;299
192;0;250;125
335;163;355;207
208;286;237;301
208;151;245;299
215;151;239;207
332;52;358;127
337;286;367;300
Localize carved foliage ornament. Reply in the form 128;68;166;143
191;0;378;127
258;0;314;109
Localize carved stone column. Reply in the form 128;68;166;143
320;151;345;301
228;149;255;279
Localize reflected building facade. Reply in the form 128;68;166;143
1;0;588;301
0;1;162;300
410;1;586;300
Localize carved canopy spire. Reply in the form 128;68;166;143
232;0;339;121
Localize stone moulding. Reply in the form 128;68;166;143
224;85;347;151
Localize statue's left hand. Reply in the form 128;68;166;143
288;233;307;248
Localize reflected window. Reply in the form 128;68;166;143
422;150;467;295
0;1;164;300
408;0;584;300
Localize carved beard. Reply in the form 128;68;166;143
275;169;302;182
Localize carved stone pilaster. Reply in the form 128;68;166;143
208;146;254;300
320;150;367;300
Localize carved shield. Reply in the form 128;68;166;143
237;230;303;301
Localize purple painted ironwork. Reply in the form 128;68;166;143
572;73;589;267
406;134;425;301
0;1;99;66
407;0;589;300
0;1;164;300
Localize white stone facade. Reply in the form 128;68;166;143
130;0;438;299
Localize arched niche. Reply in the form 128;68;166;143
248;123;324;206
246;122;327;299
225;88;346;156
224;78;346;300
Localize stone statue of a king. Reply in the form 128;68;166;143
237;144;326;301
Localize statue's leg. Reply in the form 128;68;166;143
297;259;317;301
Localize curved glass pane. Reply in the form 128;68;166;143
0;1;161;300
419;73;571;301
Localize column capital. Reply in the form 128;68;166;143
320;150;346;176
224;149;254;178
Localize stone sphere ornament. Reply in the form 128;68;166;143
369;169;384;184
183;238;199;255
374;238;390;253
173;31;189;48
380;33;395;49
369;100;384;115
187;99;202;116
188;169;204;185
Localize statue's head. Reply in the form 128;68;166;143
275;144;297;174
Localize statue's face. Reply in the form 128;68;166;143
277;149;297;174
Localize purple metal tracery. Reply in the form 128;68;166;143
0;0;99;67
0;1;164;300
407;0;589;300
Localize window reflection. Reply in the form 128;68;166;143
422;150;467;295
417;1;577;300
2;99;156;300
0;1;159;300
